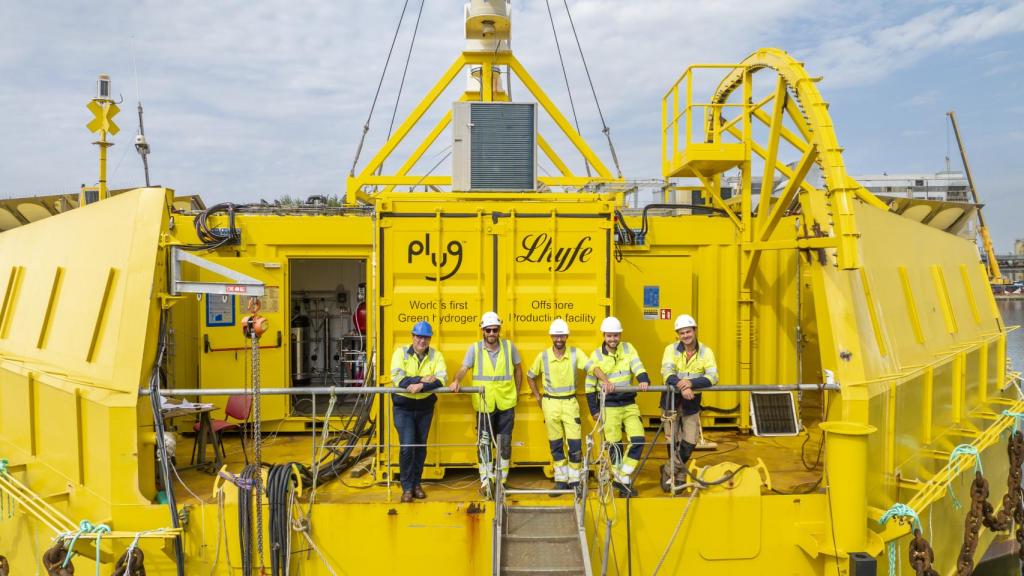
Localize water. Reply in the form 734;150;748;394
1000;300;1024;370
975;300;1024;575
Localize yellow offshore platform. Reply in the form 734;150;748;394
0;2;1019;575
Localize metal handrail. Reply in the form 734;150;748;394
139;383;837;397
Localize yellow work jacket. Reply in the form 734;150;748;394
528;346;587;397
390;346;447;401
470;339;517;413
585;342;647;408
660;342;717;414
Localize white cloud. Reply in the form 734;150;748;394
0;0;1022;203
804;2;1024;87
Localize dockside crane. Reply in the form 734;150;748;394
947;110;1005;284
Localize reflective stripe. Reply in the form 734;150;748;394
472;342;512;381
541;349;576;395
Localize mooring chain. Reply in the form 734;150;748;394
111;547;146;576
953;431;1024;576
981;430;1024;533
908;529;939;576
42;542;73;576
955;471;989;576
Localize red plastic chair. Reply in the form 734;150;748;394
194;394;253;464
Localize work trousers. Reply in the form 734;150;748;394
477;407;515;482
603;403;645;481
542;396;583;482
663;409;700;471
393;404;434;491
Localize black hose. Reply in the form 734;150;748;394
237;464;259;575
268;463;303;576
625;495;633;576
685;463;749;487
147;311;186;576
179;203;244;251
639;203;728;240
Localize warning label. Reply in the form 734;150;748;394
643;308;658;320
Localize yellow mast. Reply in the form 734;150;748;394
84;73;120;204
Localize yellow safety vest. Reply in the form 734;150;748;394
528;347;586;397
660;342;718;385
584;342;645;393
390;346;447;400
470;339;517;412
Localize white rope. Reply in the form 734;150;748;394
651;469;704;575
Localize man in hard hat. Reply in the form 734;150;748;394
659;313;717;492
585;316;650;497
451;311;523;496
526;318;588;492
389;321;448;503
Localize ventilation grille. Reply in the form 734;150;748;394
453;102;536;191
749;391;799;436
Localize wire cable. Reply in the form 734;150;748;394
561;0;622;177
545;0;590;176
379;0;426;176
349;0;412;177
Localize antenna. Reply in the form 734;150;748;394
131;37;152;186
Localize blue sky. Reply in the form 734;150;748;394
1;0;1022;249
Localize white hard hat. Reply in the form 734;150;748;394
549;318;570;336
674;314;697;331
480;311;502;328
600;316;623;333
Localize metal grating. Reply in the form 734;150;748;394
749;391;799;436
469;103;535;190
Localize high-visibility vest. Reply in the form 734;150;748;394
470;339;517;412
584;342;645;393
660;342;718;386
529;347;586;396
390;346;447;400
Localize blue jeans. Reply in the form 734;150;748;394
393;405;434;491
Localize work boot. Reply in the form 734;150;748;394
614;481;638;498
401;491;414;503
550;481;569;497
413;485;427;499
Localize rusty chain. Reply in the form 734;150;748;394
956;471;988;575
42;542;73;576
955;430;1024;576
111;547;147;576
908;529;939;576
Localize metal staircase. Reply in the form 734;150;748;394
492;480;592;575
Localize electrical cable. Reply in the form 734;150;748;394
147;311;186;576
268;463;304;576
237;463;259;576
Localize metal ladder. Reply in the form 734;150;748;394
491;468;592;575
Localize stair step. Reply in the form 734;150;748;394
501;565;585;569
504;507;578;539
504;534;577;542
500;538;585;572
